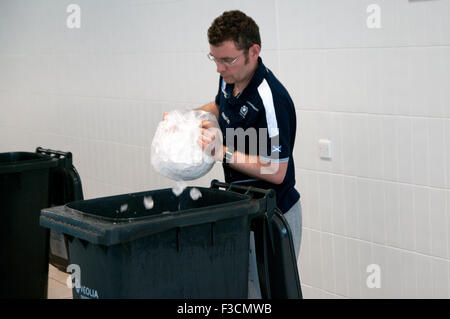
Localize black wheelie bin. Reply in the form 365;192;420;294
0;147;83;298
0;151;59;298
40;179;301;299
211;180;303;299
35;147;84;273
40;181;278;298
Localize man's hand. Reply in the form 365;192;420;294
197;120;224;161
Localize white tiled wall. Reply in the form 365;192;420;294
1;0;449;298
283;0;450;299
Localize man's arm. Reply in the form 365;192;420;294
198;120;288;185
194;101;219;120
162;101;219;120
220;146;288;185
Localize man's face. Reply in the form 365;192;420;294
209;40;255;85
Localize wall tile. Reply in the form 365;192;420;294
367;115;383;179
346;238;361;298
298;228;312;287
381;116;399;182
385;182;401;248
432;258;450;299
318;173;333;233
385;247;402;298
413;185;431;256
331;174;346;236
427;119;446;189
445;121;450;189
411;118;429;186
356;178;372;242
330;113;344;174
344;176;359;239
332;235;349;297
398;183;415;252
397;117;413;185
370;180;386;245
400;251;418;299
447;191;450;265
296;169;311;228
429;189;448;259
309;230;324;290
416;253;433;298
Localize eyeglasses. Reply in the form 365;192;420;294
207;52;244;67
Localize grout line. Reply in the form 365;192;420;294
296;167;450;193
301;283;349;299
272;44;450;51
1;44;449;57
82;175;135;193
302;226;450;263
0;123;152;150
0;88;207;106
296;108;450;120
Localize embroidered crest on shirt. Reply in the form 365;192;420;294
239;105;248;118
272;145;282;153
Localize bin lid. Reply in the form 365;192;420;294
40;187;262;246
0;152;59;174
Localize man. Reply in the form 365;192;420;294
167;10;302;298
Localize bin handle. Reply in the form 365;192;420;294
211;179;274;198
36;147;72;160
210;179;276;218
224;183;250;196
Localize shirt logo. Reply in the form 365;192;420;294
272;145;282;153
239;105;248;118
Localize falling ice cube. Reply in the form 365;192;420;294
143;196;154;209
172;181;187;196
189;188;202;201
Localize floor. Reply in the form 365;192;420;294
47;264;73;299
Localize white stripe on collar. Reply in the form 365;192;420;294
221;78;229;98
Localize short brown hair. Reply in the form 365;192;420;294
208;10;261;51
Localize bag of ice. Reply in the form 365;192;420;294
151;109;220;181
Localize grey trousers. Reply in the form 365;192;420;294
247;199;302;299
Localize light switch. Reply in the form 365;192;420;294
318;139;332;160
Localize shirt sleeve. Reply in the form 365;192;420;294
259;95;292;164
256;78;293;164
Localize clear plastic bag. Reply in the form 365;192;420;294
151;109;220;181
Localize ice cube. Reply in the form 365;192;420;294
143;196;154;209
172;181;187;196
189;188;202;201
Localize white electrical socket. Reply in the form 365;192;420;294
318;139;332;160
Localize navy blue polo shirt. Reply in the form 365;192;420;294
215;57;300;213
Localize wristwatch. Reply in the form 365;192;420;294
224;145;234;163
